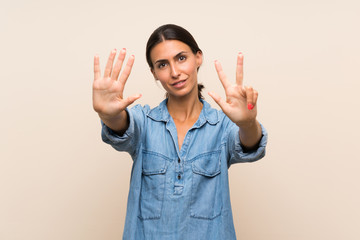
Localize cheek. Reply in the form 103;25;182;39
159;80;171;92
181;61;197;74
156;70;169;81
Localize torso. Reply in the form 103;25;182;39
169;98;203;151
173;118;198;150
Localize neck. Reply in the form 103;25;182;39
167;92;203;122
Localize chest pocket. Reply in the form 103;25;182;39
139;151;168;220
190;150;222;220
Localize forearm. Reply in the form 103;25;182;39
99;110;129;136
237;119;262;149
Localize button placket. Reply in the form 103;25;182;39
174;131;190;195
174;157;184;195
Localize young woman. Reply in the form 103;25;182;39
93;24;267;240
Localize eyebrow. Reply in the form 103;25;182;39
154;51;188;65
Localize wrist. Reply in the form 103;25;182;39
98;110;127;132
98;112;122;122
236;119;257;129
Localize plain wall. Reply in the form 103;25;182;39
1;0;359;239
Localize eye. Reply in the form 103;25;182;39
178;55;186;61
157;63;167;69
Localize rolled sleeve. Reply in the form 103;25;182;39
101;105;146;156
229;123;268;165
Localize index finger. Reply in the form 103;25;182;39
118;55;135;87
236;52;244;86
215;60;231;90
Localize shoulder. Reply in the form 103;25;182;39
201;99;229;125
129;99;168;122
129;104;151;114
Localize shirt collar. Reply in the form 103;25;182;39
147;99;219;126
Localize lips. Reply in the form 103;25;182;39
172;79;187;88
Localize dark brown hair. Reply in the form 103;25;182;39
146;24;204;99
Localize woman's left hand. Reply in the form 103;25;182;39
208;53;258;127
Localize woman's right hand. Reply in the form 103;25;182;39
93;48;141;120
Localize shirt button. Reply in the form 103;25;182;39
178;158;181;163
177;174;181;180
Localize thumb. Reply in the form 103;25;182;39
123;93;142;107
208;91;227;111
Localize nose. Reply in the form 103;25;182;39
170;64;180;79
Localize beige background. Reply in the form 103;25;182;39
1;0;359;239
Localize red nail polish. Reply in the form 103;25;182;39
247;103;254;110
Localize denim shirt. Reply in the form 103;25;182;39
101;99;267;240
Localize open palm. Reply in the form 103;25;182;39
93;48;141;119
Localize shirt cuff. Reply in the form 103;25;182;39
101;108;134;146
232;123;268;163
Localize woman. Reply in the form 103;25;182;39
93;24;267;240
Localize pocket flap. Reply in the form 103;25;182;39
142;151;168;175
192;151;221;177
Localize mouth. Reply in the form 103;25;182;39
172;79;187;88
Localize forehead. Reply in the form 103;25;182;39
150;40;191;61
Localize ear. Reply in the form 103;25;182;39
195;51;203;68
150;68;157;80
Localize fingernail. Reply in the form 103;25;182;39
247;103;254;110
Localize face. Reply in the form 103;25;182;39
150;40;202;98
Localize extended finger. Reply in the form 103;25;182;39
245;86;254;110
111;48;126;81
104;49;117;78
236;52;244;86
94;55;101;81
208;91;227;112
118;55;135;86
215;60;231;90
123;93;142;108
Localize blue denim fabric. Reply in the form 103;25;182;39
101;99;267;240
